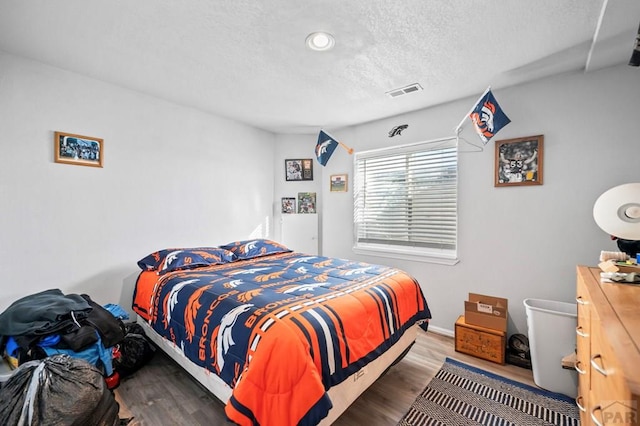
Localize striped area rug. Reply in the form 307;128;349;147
398;358;579;426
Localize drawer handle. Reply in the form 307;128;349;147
591;405;604;426
576;296;589;305
575;326;589;338
574;360;586;375
575;395;586;413
590;354;608;376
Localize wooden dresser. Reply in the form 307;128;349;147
576;266;640;425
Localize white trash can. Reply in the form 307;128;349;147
523;298;578;398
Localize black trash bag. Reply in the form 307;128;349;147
0;354;120;426
112;324;156;377
122;322;146;336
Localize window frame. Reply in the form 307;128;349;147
352;137;459;265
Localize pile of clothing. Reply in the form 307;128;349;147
0;289;144;425
0;288;127;386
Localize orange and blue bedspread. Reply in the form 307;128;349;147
133;252;431;425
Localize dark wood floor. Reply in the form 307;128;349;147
114;330;535;425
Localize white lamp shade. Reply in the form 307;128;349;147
593;183;640;240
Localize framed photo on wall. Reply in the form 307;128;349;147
330;174;348;192
495;135;543;187
281;197;296;214
298;192;316;213
54;131;104;167
285;159;313;181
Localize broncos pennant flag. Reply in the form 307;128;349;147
316;130;339;166
469;89;510;144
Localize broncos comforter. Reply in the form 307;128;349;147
133;250;431;425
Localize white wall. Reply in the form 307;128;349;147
273;134;324;253
0;52;275;314
2;48;638;340
319;64;640;336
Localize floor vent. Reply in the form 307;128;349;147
386;83;423;98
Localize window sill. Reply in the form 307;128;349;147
352;245;459;265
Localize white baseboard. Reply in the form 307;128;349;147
427;324;454;338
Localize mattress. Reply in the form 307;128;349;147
132;247;431;425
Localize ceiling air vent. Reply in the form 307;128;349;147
386;83;423;98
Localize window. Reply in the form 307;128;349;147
353;138;458;264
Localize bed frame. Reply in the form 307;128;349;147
137;317;419;424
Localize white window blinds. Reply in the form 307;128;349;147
354;138;458;258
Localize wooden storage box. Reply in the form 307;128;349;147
455;315;506;364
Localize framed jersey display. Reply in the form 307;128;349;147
495;135;543;187
285;159;313;181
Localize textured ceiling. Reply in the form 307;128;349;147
0;0;638;134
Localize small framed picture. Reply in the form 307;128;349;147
281;197;296;214
495;135;543;187
330;174;348;192
54;131;104;168
298;192;316;214
285;159;313;181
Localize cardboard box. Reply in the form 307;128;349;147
464;293;508;332
455;315;506;364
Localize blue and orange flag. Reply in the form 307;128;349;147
469;89;510;144
315;130;340;166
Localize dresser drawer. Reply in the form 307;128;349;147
588;388;637;426
589;319;633;424
575;272;591;418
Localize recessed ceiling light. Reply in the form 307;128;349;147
306;31;335;51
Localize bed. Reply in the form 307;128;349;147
132;239;431;425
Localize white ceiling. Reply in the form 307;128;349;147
0;0;638;134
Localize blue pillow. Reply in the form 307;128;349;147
137;247;237;274
219;239;291;260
